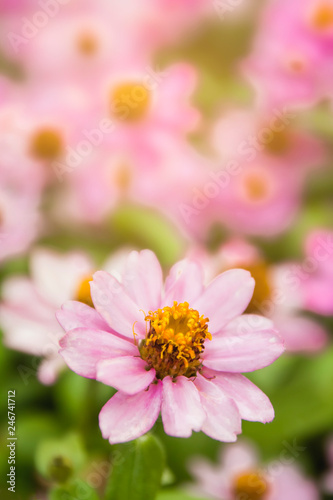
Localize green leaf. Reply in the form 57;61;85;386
110;204;185;267
105;434;166;500
49;479;100;500
157;490;208;500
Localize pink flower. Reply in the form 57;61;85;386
190;239;328;353
242;0;333;109
57;250;284;444
301;229;333;315
0;248;98;384
205;107;326;237
0;81;44;260
189;440;319;500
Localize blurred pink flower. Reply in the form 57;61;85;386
301;229;333;315
0;248;97;384
57;144;209;236
242;0;333;109
0;82;43;260
190;239;328;353
206;108;326;237
57;249;284;444
189;441;319;500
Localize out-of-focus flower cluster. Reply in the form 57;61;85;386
0;0;332;498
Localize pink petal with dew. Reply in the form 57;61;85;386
120;250;163;314
273;315;328;353
90;271;146;339
161;376;206;438
192;270;255;333
59;328;137;379
164;259;204;306
96;356;156;395
56;300;112;333
194;374;241;442
99;382;162;444
203;328;284;373
206;370;274;423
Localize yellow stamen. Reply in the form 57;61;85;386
263;127;290;155
74;275;94;308
243;262;272;314
77;31;98;56
242;173;269;202
110;82;150;122
311;2;333;31
233;470;269;500
30;128;63;161
140;301;211;380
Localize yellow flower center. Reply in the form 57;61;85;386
74;275;94;308
30;128;63;161
311;2;333;31
263;128;290;155
77;31;99;57
110;82;151;122
243;262;272;314
140;301;211;380
233;470;269;500
242;173;270;202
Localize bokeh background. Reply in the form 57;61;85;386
0;0;333;498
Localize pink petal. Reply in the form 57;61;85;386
31;249;93;307
192;270;255;334
203;317;284;372
210;371;274;423
99;382;162;444
219;441;259;477
56;300;112;332
164;259;204;306
269;465;319;500
273;316;328;353
90;271;146;339
59;328;137;379
161;376;206;437
194;374;241;442
120;250;163;314
96;356;156;395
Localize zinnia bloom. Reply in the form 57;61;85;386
57;250;284;444
189;440;319;500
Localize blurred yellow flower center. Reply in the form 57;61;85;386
110;82;151;122
30;128;63;161
233;470;268;500
242;262;272;314
74;275;94;308
140;301;211;379
77;31;99;56
311;3;333;31
115;163;132;193
263;128;290;155
243;174;269;202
